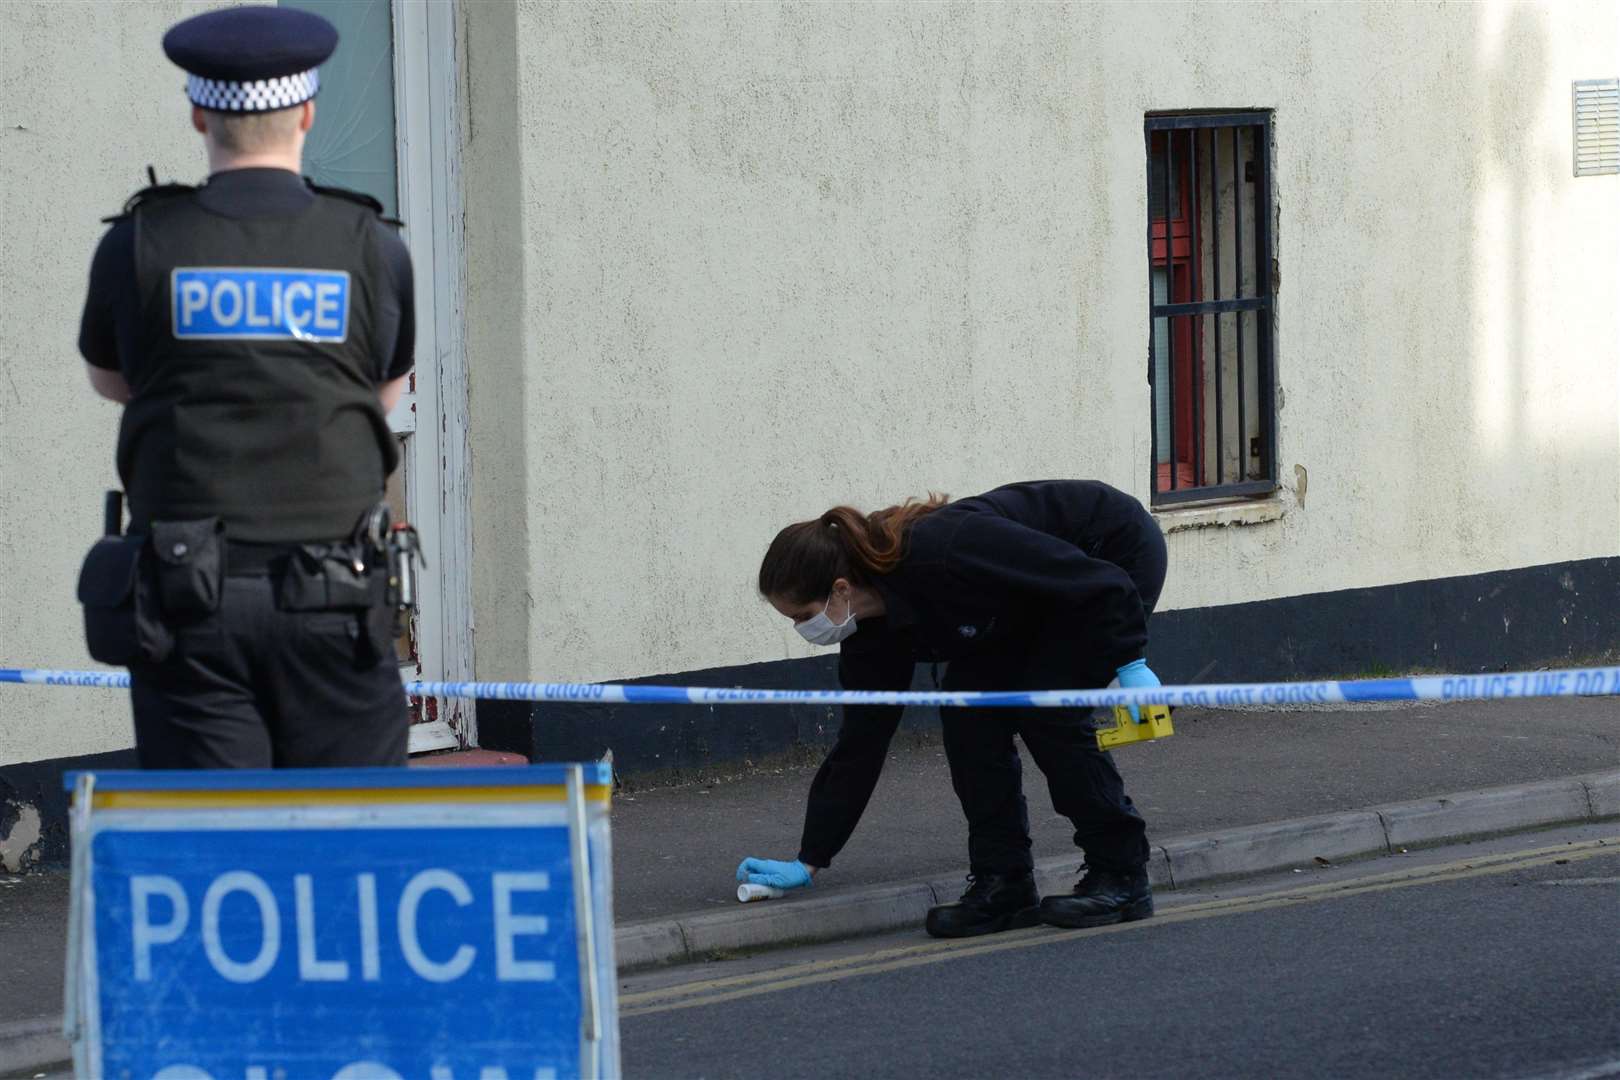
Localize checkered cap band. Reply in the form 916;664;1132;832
186;69;319;112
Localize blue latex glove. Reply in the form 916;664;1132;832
1115;658;1162;723
736;857;813;890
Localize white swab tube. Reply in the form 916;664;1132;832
737;883;784;902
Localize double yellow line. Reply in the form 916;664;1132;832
621;836;1618;1018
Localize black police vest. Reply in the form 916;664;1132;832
119;188;399;543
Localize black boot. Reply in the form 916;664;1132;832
924;872;1041;939
1039;864;1153;929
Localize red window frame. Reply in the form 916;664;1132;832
1150;130;1203;492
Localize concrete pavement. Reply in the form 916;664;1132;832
615;767;1620;968
611;696;1620;920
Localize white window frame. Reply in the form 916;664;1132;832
390;0;474;752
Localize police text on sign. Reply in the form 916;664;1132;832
132;869;556;985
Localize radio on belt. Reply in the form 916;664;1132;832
360;504;424;630
389;522;422;615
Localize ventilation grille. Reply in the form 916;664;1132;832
1574;79;1619;177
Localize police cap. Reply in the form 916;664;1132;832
162;5;338;114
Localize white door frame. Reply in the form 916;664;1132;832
390;0;474;752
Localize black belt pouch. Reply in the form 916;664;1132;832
77;536;174;665
150;518;225;619
275;543;392;666
274;543;374;611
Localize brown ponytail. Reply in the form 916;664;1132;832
758;493;949;604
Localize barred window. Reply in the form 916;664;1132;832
1146;112;1276;505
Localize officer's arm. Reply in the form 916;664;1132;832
795;637;914;870
85;365;132;404
379;374;409;414
79;222;133;404
374;221;415;416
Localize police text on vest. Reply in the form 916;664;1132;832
170;268;350;342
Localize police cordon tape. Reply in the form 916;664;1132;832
5;664;1620;709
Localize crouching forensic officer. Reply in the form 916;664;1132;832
741;480;1167;937
74;6;417;768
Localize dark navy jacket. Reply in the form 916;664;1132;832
797;480;1166;867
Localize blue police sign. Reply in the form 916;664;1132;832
65;765;619;1079
170;267;351;342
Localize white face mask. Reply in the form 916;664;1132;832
796;591;858;646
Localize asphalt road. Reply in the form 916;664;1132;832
620;826;1620;1080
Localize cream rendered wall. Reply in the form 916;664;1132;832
0;2;239;767
465;1;1619;686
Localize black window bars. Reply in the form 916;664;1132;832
1146;111;1276;506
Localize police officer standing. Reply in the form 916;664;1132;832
76;6;414;769
743;480;1168;937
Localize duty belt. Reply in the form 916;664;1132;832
224;539;347;577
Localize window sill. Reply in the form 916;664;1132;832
1153;494;1287;534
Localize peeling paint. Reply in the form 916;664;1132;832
0;801;42;873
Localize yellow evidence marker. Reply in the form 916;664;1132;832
1096;704;1175;750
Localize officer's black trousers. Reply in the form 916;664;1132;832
940;639;1152;877
937;511;1166;878
129;575;409;769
